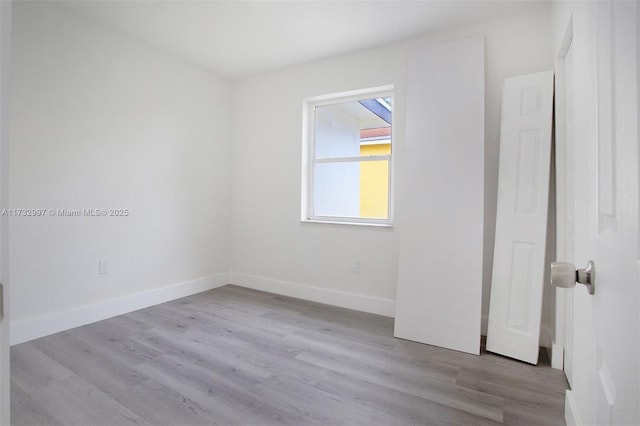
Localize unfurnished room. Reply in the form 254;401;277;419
0;0;638;425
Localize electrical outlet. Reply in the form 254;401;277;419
352;260;360;273
99;260;109;275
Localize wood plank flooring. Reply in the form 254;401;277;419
11;285;568;425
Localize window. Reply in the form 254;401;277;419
302;86;393;226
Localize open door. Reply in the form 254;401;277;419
0;0;10;423
553;2;639;424
554;14;576;386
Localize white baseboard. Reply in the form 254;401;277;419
565;390;582;426
10;273;230;346
230;272;395;318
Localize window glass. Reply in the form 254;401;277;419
304;88;393;225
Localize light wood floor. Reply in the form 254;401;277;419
11;285;568;425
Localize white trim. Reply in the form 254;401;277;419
306;86;394;107
230;272;395;318
554;13;575;383
302;86;395;226
300;219;393;228
315;154;390;163
304;214;392;226
551;341;564;370
565;390;583;426
10;273;230;346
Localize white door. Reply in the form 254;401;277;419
395;36;484;355
0;0;10;423
556;2;639;424
556;28;576;387
486;71;554;365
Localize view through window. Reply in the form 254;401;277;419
304;88;393;225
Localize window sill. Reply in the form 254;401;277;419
301;219;394;228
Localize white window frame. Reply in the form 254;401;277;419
301;85;394;227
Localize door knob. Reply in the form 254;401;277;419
550;260;595;295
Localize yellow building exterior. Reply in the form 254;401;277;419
359;142;391;218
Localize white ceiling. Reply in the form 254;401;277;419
55;0;550;79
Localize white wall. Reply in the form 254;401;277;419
9;2;233;338
0;0;11;421
8;3;556;346
231;9;553;326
